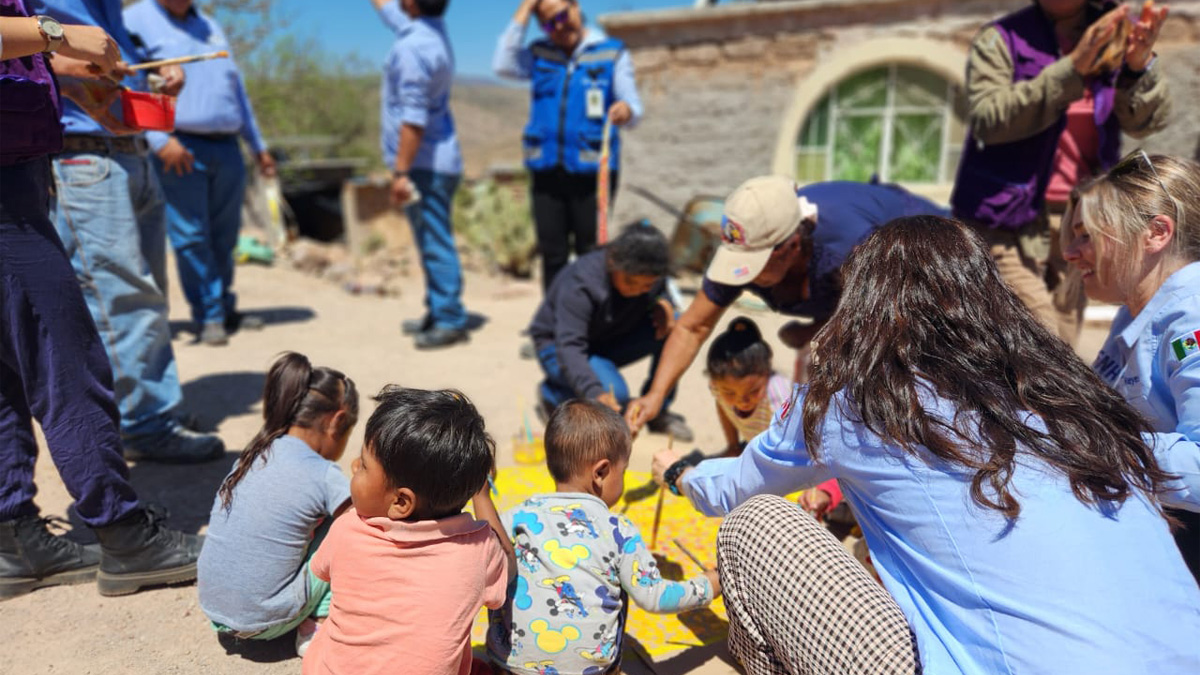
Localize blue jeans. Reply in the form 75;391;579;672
406;169;466;331
537;320;675;411
50;150;182;438
154;134;246;327
0;158;139;527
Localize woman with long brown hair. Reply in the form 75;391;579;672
655;216;1200;673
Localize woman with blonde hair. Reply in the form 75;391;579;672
1063;151;1200;582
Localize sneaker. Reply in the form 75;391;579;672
401;316;433;336
646;411;695;443
93;506;202;596
199;322;228;346
224;311;264;334
123;424;225;464
0;515;100;600
295;618;319;657
413;326;469;350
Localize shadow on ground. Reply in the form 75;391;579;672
217;631;298;664
170;305;317;340
182;370;268;429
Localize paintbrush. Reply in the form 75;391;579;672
649;433;672;550
129;50;229;71
672;538;709;571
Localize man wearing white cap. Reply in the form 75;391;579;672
626;175;947;434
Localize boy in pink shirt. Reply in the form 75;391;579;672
303;387;515;675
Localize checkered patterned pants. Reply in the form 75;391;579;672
717;495;921;674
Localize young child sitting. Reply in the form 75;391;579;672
198;352;358;654
302;387;514;675
529;221;693;441
487;400;720;675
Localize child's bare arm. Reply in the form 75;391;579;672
716;401;741;455
472;486;517;583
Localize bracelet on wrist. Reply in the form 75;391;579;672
392;170;408;180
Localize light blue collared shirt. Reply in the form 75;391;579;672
29;0;148;138
1093;261;1200;511
377;2;460;175
123;1;265;153
492;20;643;128
683;386;1200;673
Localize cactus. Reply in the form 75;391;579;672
453;176;538;278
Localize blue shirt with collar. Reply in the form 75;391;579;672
681;385;1200;673
492;20;643;128
123;0;266;153
1092;261;1200;511
28;0;148;137
376;2;460;175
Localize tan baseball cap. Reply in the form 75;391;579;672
706;175;817;286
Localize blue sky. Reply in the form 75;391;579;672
276;0;694;78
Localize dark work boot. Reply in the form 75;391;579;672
0;515;100;600
92;506;202;597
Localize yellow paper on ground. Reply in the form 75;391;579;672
469;466;730;659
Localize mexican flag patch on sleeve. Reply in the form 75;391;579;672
1171;329;1200;362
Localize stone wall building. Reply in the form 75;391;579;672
598;0;1200;230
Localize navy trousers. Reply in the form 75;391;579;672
0;158;139;527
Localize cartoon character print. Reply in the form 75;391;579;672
551;503;600;539
608;516;644;554
523;661;559;675
588;551;619;586
578;621;620;666
593;584;622;614
512;510;545;535
514;533;542;574
630;557;662;588
542;575;589;619
543;539;590;570
529;619;580;654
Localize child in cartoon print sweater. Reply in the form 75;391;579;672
486;400;720;675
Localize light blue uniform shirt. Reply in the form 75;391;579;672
683;386;1200;674
1093;261;1200;512
29;0;148;137
123;1;265;153
492;20;643;128
376;3;461;175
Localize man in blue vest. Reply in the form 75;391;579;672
494;0;644;290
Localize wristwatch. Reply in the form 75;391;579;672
663;459;692;497
36;15;64;54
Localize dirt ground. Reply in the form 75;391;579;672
0;252;1111;675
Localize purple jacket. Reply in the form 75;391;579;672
0;0;63;165
951;2;1121;230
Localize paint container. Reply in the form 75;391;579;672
120;90;175;131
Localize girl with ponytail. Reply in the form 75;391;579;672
197;352;359;655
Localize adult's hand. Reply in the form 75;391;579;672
156;64;185;96
56;67;140;135
157;137;195;176
626;390;664;434
390;174;415;207
1126;2;1168;72
515;0;540;25
58;24;123;75
608;100;632;126
651;448;684;488
799;488;832;519
256;151;277;178
1070;5;1129;76
595;392;621;413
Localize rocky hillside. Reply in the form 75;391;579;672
452;77;529;179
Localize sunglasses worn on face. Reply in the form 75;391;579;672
542;9;570;33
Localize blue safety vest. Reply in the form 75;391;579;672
522;37;624;174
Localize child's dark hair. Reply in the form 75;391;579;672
606;220;670;277
366;387;494;519
707;317;773;380
414;0;449;18
219;352;358;511
544;399;631;483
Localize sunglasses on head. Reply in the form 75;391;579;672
1110;148;1178;214
541;9;570;33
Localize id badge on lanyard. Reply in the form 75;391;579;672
586;86;605;120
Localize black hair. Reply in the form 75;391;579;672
219;352;358;511
365;386;494;519
414;0;449;18
803;216;1172;519
606;220;670;277
544;399;631;483
706;317;773;379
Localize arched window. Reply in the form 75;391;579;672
795;64;966;185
